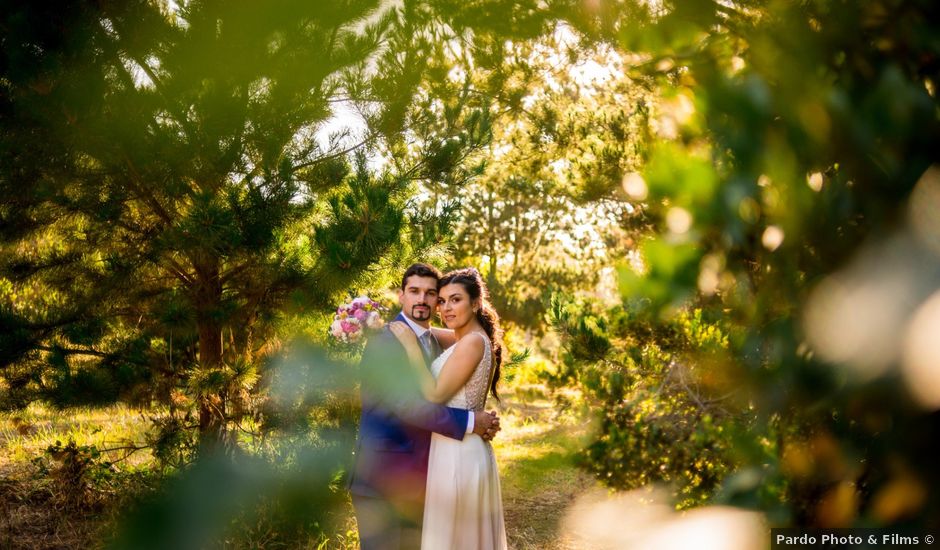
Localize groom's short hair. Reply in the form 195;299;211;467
401;263;441;289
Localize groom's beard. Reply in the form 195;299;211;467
410;304;432;321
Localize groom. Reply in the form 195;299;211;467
349;263;501;550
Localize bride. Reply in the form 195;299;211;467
389;267;508;550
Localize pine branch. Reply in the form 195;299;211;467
291;132;378;173
35;345;112;359
164;259;196;288
102;16;200;141
219;261;253;286
121;153;175;226
97;443;151;465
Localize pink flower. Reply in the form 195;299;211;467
330;320;344;339
331;294;387;345
341;319;360;334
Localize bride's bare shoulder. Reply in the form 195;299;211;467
453;332;486;355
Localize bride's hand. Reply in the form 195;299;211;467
388;321;418;349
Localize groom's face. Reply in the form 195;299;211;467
398;275;439;325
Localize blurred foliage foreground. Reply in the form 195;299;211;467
3;0;940;547
545;0;940;534
1;339;409;549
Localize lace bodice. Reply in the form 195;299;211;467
429;332;493;411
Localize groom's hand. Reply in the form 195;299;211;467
472;410;501;441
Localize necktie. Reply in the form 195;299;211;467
418;331;434;361
427;332;443;359
419;331;444;367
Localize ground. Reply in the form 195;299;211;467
0;403;154;549
494;385;597;550
0;384;597;549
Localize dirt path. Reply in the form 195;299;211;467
493;386;598;550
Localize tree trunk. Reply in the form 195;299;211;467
485;189;499;287
195;255;226;454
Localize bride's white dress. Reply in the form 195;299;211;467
423;331;508;550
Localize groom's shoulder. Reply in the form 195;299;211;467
373;326;395;343
361;325;401;357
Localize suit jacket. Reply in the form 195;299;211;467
349;312;468;521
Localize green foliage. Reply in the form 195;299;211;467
312;153;408;287
552;0;940;528
3;0;938;540
500;347;532;385
618;239;702;311
0;1;490;456
550;298;743;507
109;445;352;550
441;30;653;330
148;412;198;471
32;439;117;510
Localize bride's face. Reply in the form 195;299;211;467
438;283;478;329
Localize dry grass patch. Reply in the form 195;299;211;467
0;404;159;550
0;386;599;549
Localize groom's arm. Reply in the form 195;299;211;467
391;394;501;441
395;397;468;441
360;332;470;440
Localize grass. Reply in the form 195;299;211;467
0;402;156;469
0;384;598;549
494;384;599;550
0;403;161;550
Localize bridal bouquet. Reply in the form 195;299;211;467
330;295;386;344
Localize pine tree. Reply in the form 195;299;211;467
444;33;652;329
0;0;505;450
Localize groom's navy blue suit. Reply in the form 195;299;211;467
350;312;468;550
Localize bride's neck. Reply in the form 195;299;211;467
454;319;484;340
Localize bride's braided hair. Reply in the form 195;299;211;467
438;267;503;400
